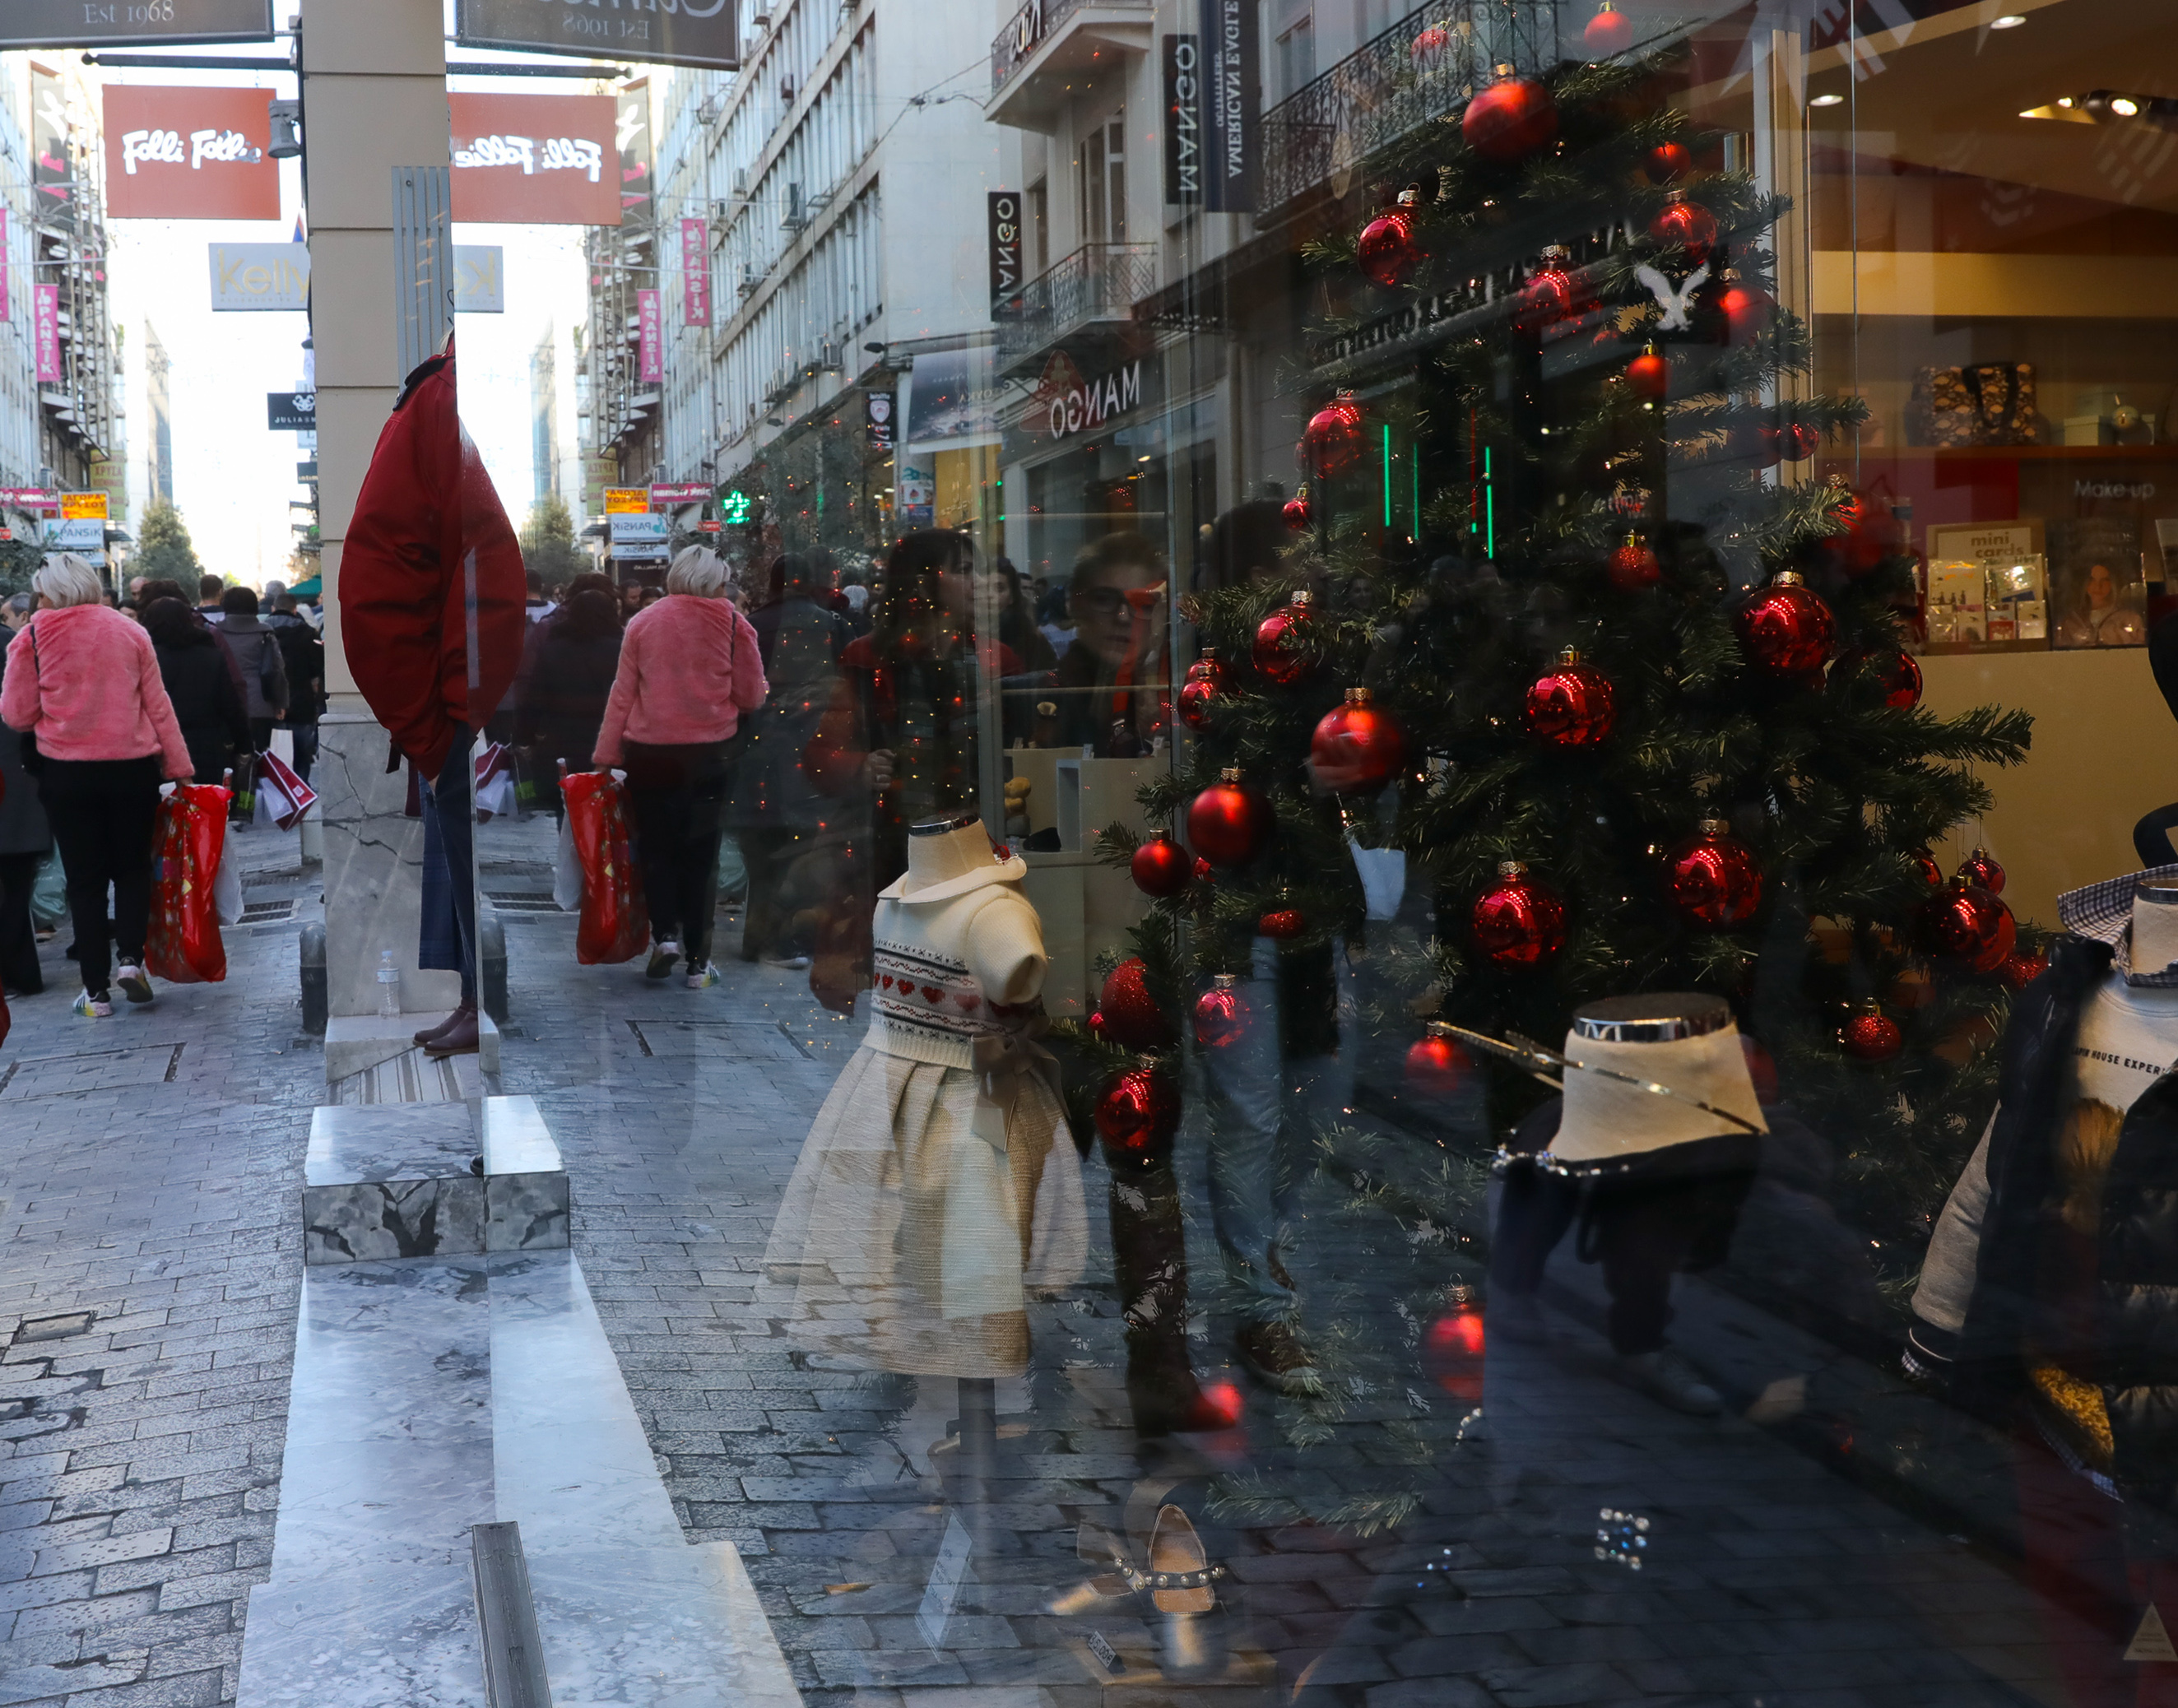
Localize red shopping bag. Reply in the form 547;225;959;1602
560;766;648;965
256;748;318;830
146;783;233;985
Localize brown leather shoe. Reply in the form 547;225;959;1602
412;1002;474;1048
422;1005;481;1057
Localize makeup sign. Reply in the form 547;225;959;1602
103;86;278;221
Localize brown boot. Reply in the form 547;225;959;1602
412;1002;475;1048
423;1005;481;1057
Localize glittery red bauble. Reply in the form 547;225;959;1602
1098;958;1173;1048
1957;847;2006;894
1131;833;1192;898
1645;142;1692;183
1513;261;1585;333
1648;197;1717;258
1740;1035;1779;1105
1298;394;1365;478
1252;596;1317;685
1311;689;1406;790
1583;2;1632;53
1523;652;1616;748
1773;420;1821;462
1715;281;1776;345
1088;1009;1107;1037
1472;865;1567;967
1410;22;1450;58
1258;907;1306;940
1192;982;1252;1049
1095;1066;1182;1154
1665;821;1763;927
1358;209;1420;289
1917;881;2017;973
1607;538;1661;590
1626;348;1669;399
1912;847;1943;887
1187;776;1271;866
1461;72;1558;163
1405;1033;1472;1097
1832;647;1922;710
1736;575;1835;675
1281;494;1312;531
1839;1007;1903;1063
1998;949;2048;990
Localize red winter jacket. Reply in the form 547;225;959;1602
339;339;526;777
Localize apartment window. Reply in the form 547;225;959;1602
1276;16;1314;101
1026;178;1049;276
1076;116;1126;248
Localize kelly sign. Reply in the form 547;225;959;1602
104;87;278;222
0;0;272;50
449;92;620;226
454;0;740;72
680;217;710;327
211;242;506;312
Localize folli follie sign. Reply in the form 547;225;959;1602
449;92;620;225
103;86;277;221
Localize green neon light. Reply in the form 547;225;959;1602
1412;449;1421;537
1483;447;1494;557
1383;425;1394;529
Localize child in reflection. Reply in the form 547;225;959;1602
1033;531;1170;755
2056;559;2148;649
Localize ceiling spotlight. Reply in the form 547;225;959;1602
1809;92;1845;107
2058;95;2074;106
2111;96;2140;116
1990;12;2025;26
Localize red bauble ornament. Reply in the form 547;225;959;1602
1648;193;1718;259
1187;768;1271;866
1131;833;1192;898
1192;976;1252;1049
1626;345;1668;400
1839;1002;1903;1063
1917;880;2017;973
1512;247;1586;333
1252;589;1317;685
1608;534;1661;590
1472;860;1567;967
1583;1;1632;53
1832;647;1921;710
1998;949;2048;991
1911;847;1943;888
1773;420;1821;461
1098;958;1174;1049
1957;847;2006;894
1358;188;1423;289
1523;646;1616;748
1311;686;1406;791
1736;572;1835;675
1405;1031;1472;1097
1258;907;1306;940
1410;21;1450;60
1281;491;1312;531
1665;817;1763;928
1823;483;1900;577
1088;1009;1107;1038
1715;279;1776;346
1192;855;1214;882
1095;1065;1182;1154
1298;392;1365;478
1177;647;1225;731
1461;64;1558;163
1644;142;1693;183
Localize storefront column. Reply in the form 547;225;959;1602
1753;24;1812;486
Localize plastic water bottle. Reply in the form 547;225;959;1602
377;950;401;1018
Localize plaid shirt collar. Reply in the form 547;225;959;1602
2056;863;2178;986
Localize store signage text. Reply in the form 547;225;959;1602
867;391;894;451
1197;0;1257;212
680;217;710;327
987;192;1022;321
60;492;107;521
0;490;57;512
34;286;59;383
1;0;272;51
120;127;260;174
651;482;710;503
454;0;741;73
452;133;603;182
603;487;650;514
2078;480;2156;500
637;288;662;382
448;93;620;225
210;242;504;312
267;391;315;431
1046;359;1142;440
1163;35;1200;205
103;86;277;220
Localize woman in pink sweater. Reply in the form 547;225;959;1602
1;555;194;1018
593;545;767;986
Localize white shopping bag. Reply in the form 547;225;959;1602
553;812;583;912
213;838;244;926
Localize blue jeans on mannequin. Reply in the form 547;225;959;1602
418;726;478;1008
1200;936;1309;1324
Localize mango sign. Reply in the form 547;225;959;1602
104;87;278;221
448;92;620;226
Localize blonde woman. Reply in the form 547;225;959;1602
0;555;193;1017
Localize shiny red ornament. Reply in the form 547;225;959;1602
1094;1065;1182;1154
1187;769;1272;866
1911;847;1943;888
1583;1;1632;53
1088;1009;1107;1038
1665;817;1763;928
1715;279;1776;345
1359;188;1423;289
1131;833;1193;898
1957;847;2006;894
1512;247;1586;333
1998;948;2048;991
1917;880;2017;974
1472;860;1567;968
1736;572;1835;676
1645;142;1693;183
1833;647;1922;710
1523;647;1616;748
1281;491;1312;531
1410;21;1450;59
1626;346;1668;400
1177;647;1225;731
1823;485;1901;577
1425;1297;1486;1402
1192;856;1214;883
1648;193;1717;259
1298;392;1365;479
1771;420;1821;462
1839;1002;1904;1064
1192;977;1252;1050
1608;535;1661;590
1405;1031;1472;1097
1257;907;1306;940
1311;686;1406;790
1098;958;1173;1049
1461;64;1558;163
1252;590;1317;685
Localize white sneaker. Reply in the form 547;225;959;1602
73;990;113;1019
645;940;681;981
685;961;718;989
1612;1348;1723;1417
762;954;811;971
115;963;153;1005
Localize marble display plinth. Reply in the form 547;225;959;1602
481;1096;570;1254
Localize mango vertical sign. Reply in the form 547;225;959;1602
102;87;278;220
449;92;620;225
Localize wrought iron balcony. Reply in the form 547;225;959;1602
991;0;1149;96
996;242;1157;374
1258;0;1560;218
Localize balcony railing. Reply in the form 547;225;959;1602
991;0;1146;93
1258;0;1560;216
996;242;1157;369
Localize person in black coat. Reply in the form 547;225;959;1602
0;592;49;995
511;573;623;821
143;597;249;787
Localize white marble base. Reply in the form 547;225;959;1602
236;1562;484;1708
327;1011;500;1081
